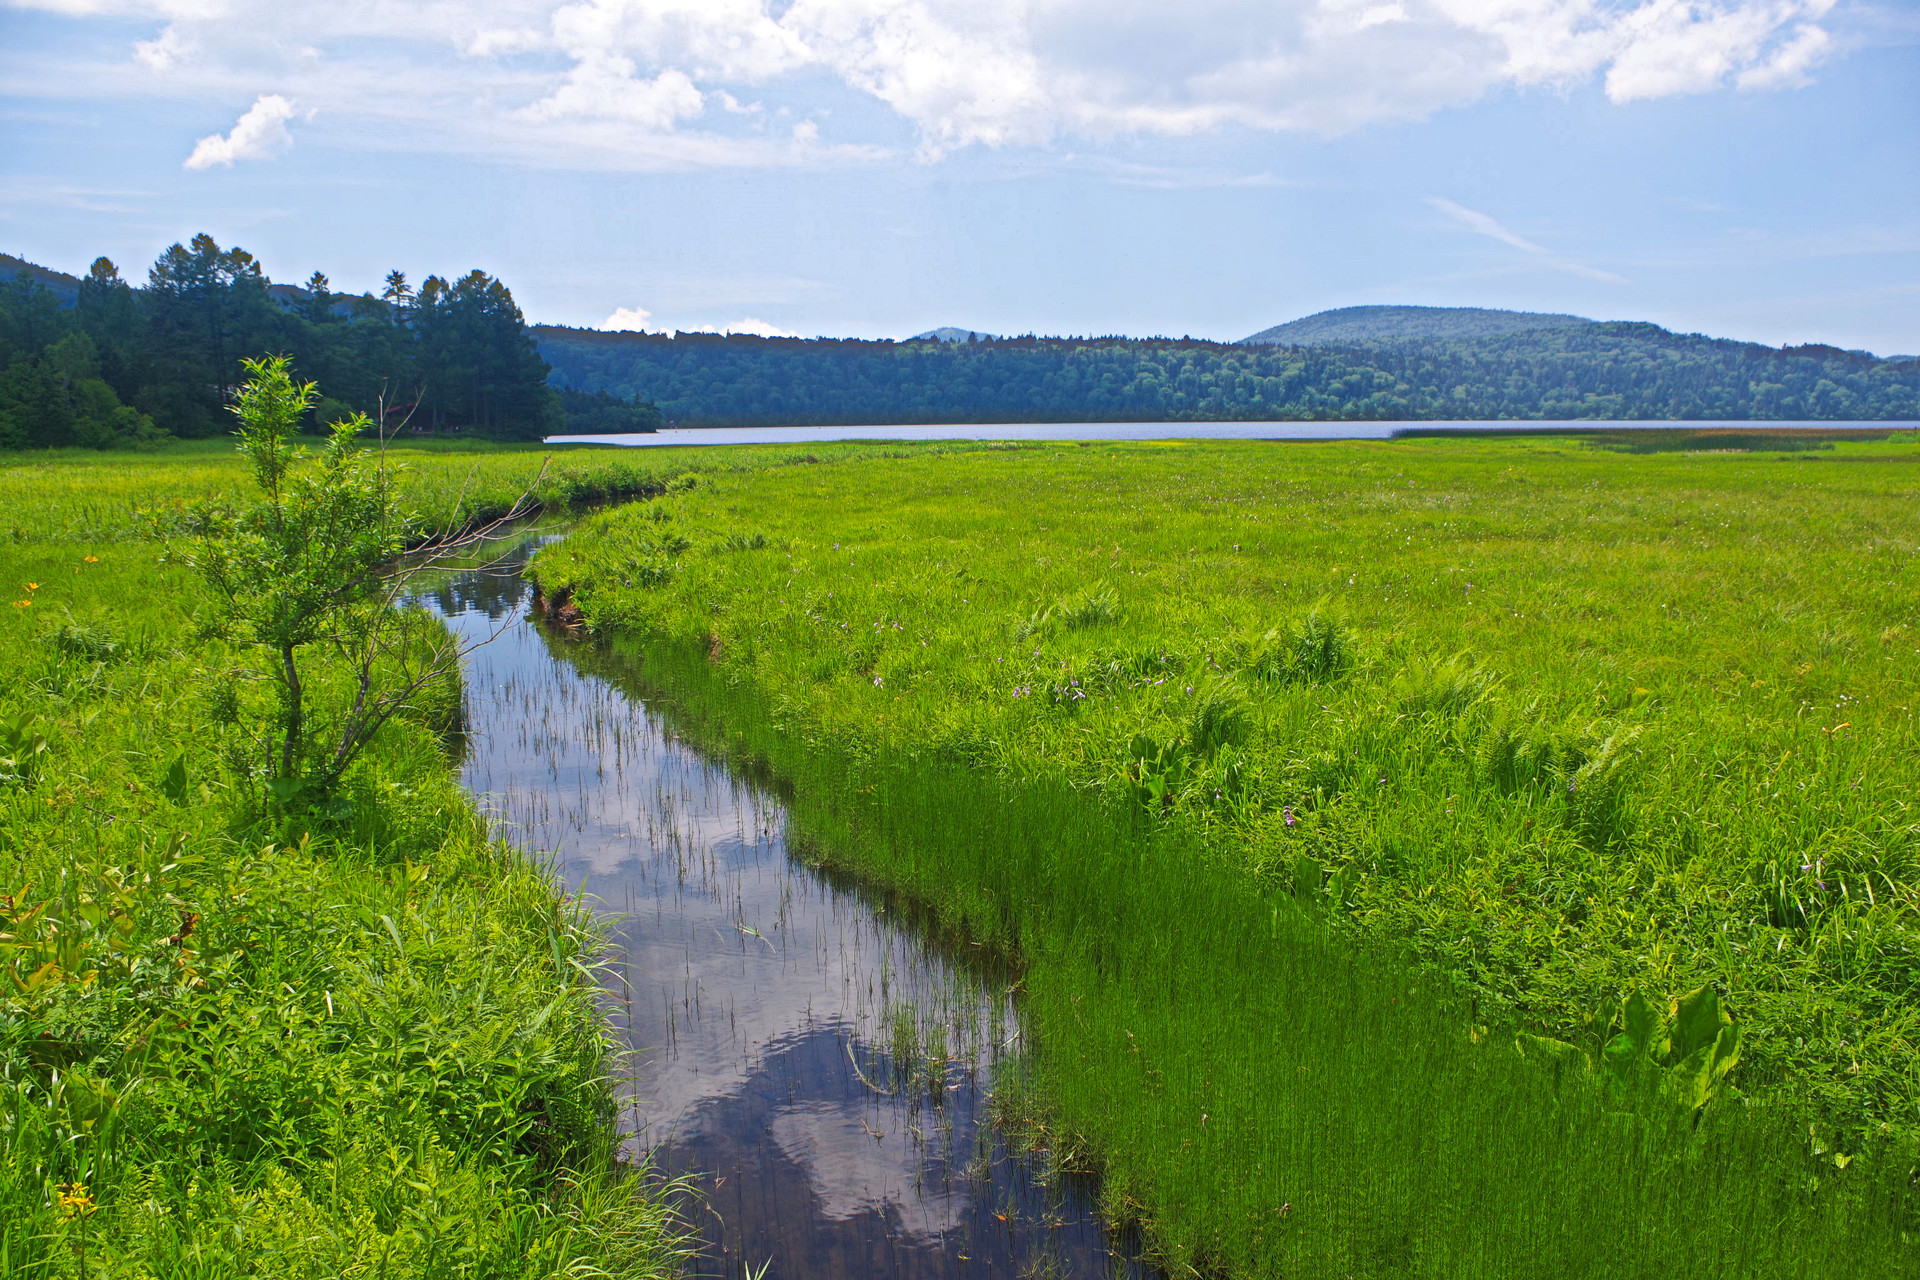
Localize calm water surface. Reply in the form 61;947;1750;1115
545;419;1904;448
425;550;1147;1278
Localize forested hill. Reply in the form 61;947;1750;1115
536;322;1920;425
1241;304;1593;345
0;254;79;305
0;238;659;448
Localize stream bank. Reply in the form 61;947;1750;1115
429;548;1149;1276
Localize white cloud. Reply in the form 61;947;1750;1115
133;24;186;71
523;57;704;128
600;308;795;335
1602;0;1835;101
600;305;656;331
1427;196;1626;282
1735;21;1831;91
9;0;1866;168
718;316;799;336
183;93;299;170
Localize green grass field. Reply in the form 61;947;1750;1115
532;433;1920;1276
0;440;718;1279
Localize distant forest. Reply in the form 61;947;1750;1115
539;324;1920;425
8;236;1916;449
0;237;659;449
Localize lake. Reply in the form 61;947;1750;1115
546;419;1911;448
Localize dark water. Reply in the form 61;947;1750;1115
423;552;1147;1278
545;419;1911;449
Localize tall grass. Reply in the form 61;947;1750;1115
531;433;1920;1274
0;444;703;1278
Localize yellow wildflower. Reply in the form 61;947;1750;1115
56;1182;96;1219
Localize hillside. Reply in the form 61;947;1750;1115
0;253;79;304
911;326;996;342
534;322;1920;425
1242;304;1594;345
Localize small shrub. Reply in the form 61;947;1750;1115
1124;731;1189;812
50;621;127;665
1477;703;1564;792
1246;609;1354;686
1016;586;1121;640
1058;586;1120;631
1563;723;1641;848
1186;684;1249;756
1393;654;1492;719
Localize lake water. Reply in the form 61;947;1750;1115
545;419;1908;448
424;546;1149;1278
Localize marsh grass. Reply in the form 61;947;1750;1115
534;433;1920;1275
0;444;726;1278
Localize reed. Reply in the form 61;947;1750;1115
533;432;1920;1275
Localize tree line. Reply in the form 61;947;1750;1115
536;324;1920;425
0;235;660;449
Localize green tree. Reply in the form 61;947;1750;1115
184;357;427;798
414;270;560;440
144;234;287;435
183;355;544;803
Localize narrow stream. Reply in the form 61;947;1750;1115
423;550;1147;1278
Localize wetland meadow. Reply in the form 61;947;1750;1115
3;425;1918;1277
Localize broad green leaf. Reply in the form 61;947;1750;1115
1292;855;1323;905
1707;1023;1741;1085
160;752;189;804
1622;991;1661;1057
1667;985;1728;1065
1602;1031;1641;1074
1663;1042;1717;1110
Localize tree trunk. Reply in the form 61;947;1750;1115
280;642;303;780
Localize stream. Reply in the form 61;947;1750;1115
423;548;1148;1278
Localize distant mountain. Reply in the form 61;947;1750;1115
1242;305;1593;346
911;326;996;342
1;253;80;305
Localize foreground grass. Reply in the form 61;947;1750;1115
532;434;1920;1275
0;443;706;1278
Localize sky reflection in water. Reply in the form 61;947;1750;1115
424;554;1148;1277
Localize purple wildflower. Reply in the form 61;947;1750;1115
1284;806;1297;829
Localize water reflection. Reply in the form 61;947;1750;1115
428;550;1145;1277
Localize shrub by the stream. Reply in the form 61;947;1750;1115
0;438;693;1278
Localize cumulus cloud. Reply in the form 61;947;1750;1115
600;305;656;331
183;94;299;170
15;0;1862;167
599;307;795;334
524;57;704;128
717;317;799;337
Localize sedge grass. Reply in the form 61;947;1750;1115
532;433;1920;1275
0;442;710;1278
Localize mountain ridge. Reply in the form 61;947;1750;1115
1;253;80;304
1242;304;1594;346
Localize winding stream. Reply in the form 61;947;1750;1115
423;549;1146;1277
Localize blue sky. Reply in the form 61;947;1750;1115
2;0;1917;353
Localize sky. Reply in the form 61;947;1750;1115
2;0;1917;354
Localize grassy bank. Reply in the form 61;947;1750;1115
0;442;705;1278
531;434;1920;1275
